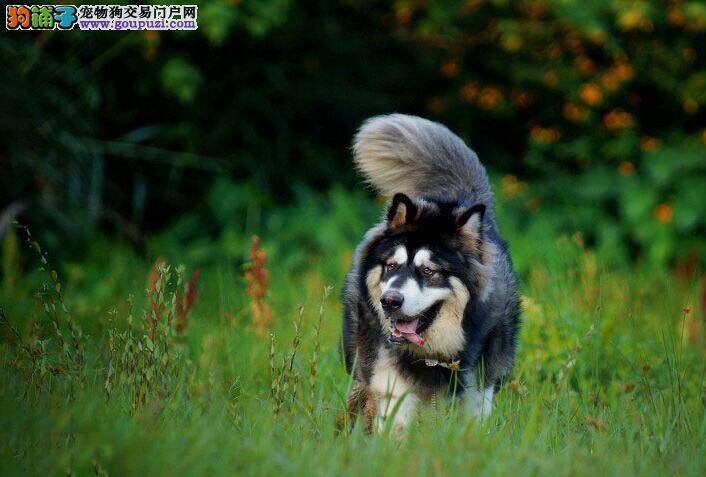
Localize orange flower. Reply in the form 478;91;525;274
501;174;529;199
512;91;533;108
683;98;698;114
601;72;621;91
587;28;606;45
618;161;635;176
640;136;661;151
653;204;674;224
575;56;595;74
142;31;160;61
530;126;561;144
440;60;459;78
580;83;603;106
395;4;412;26
479;87;503;110
563;103;588;122
615;63;633;81
668;8;686;26
543;70;559;87
566;36;583;54
525;197;540;212
502;33;522;52
459;82;479;103
618;8;652;31
522;1;548;18
603;109;634;130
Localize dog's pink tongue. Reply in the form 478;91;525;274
394;319;424;347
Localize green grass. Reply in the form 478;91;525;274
1;201;704;476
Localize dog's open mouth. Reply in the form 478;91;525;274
389;318;425;347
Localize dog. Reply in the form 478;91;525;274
340;114;520;433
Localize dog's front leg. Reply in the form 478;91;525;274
467;386;494;419
370;350;419;433
461;370;495;420
372;389;419;434
337;380;367;433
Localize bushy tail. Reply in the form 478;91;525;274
352;114;492;205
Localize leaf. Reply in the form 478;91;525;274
160;57;202;104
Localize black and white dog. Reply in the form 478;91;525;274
341;114;520;433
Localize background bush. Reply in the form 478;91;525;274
2;0;705;266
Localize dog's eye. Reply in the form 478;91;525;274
421;267;436;277
385;263;399;273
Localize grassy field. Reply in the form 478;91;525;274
1;194;704;476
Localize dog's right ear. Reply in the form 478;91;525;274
455;203;486;254
386;193;417;229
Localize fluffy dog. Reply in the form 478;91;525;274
341;114;520;433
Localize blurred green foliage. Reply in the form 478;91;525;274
1;0;705;266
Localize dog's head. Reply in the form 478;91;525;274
363;193;493;356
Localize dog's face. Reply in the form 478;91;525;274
379;244;453;346
363;193;489;357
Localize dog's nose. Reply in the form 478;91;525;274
381;290;404;311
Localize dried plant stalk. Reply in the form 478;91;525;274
244;236;272;336
309;286;332;414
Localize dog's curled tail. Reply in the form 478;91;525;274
352;114;493;204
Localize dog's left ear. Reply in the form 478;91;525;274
387;193;418;229
455;204;485;253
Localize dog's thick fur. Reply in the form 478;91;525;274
341;114;520;433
